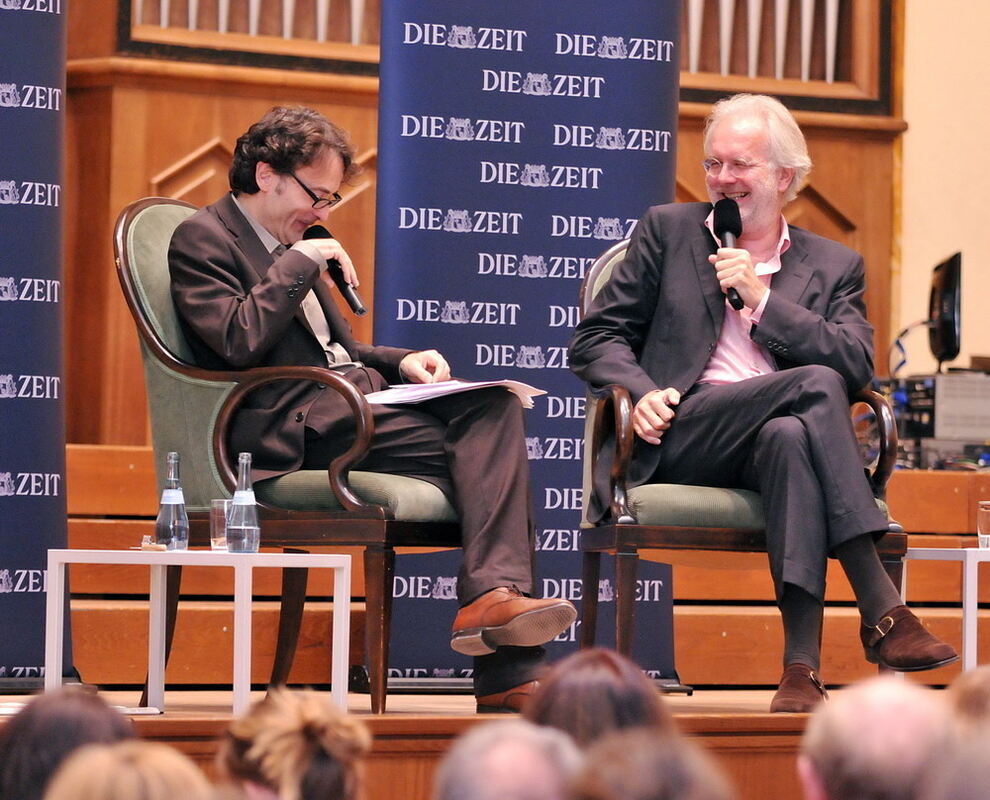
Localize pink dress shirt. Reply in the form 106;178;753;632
697;213;791;385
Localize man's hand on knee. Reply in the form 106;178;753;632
633;387;680;445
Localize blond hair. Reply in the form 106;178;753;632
219;688;371;800
42;740;213;800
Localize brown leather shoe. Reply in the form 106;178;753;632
451;587;577;656
861;605;959;671
476;680;540;713
769;664;828;713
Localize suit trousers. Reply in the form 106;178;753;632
647;364;888;602
302;380;535;605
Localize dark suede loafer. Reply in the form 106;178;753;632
769;664;828;713
861;605;959;671
451;587;577;656
476;680;540;713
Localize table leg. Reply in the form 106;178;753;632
330;561;351;710
232;563;253;715
962;554;978;671
147;565;167;710
44;556;65;692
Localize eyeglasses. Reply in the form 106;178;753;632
701;158;763;178
287;171;342;210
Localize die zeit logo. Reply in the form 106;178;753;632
553;124;672;153
0;374;61;399
0;0;61;11
554;33;675;62
480;162;603;190
391;575;458;600
400;116;525;144
403;23;526;52
482;70;605;99
398;207;522;235
395;298;520;326
535;529;582;552
477;253;594;281
475;344;570;370
541;577;665;602
0;666;46;679
0;568;47;593
0;83;62;110
0;179;61;206
525;436;584;461
0;276;61;302
0;471;61;497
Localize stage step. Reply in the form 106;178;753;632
68;600;974;688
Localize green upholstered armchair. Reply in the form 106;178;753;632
576;239;907;660
114;197;461;712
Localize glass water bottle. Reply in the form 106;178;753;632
226;452;260;553
153;451;189;550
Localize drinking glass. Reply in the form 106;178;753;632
978;501;990;549
210;499;230;551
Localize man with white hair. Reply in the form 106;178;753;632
570;94;957;712
433;720;582;800
798;676;954;800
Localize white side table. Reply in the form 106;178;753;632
902;546;990;671
45;549;351;715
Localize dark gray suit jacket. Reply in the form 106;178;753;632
568;201;876;516
169;193;410;481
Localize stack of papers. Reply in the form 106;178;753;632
365;379;546;409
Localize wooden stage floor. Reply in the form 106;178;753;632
2;687;809;800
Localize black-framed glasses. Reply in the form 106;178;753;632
287;171;342;210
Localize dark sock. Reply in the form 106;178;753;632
780;584;823;671
833;534;902;626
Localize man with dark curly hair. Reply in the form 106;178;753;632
168;106;576;712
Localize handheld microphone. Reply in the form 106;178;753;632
712;198;745;311
302;225;367;316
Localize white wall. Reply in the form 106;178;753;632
900;2;990;374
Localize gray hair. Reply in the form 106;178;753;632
434;720;582;800
703;93;812;203
800;676;953;800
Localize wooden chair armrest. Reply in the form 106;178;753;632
212;366;380;513
590;383;636;523
854;388;898;499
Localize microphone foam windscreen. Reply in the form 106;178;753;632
713;198;742;239
303;225;331;240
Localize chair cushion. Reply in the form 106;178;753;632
256;470;458;522
626;483;891;530
627;484;764;528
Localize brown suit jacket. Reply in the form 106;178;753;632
169;193;410;481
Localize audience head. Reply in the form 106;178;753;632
433;719;581;800
571;728;735;800
946;664;990;729
42;740;212;800
524;647;675;748
798;676;953;800
229;105;357;196
0;687;135;800
917;729;990;800
218;687;371;800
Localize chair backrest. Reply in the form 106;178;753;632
114;197;235;510
577;240;629;526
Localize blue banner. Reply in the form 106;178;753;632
0;0;69;683
375;2;680;674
